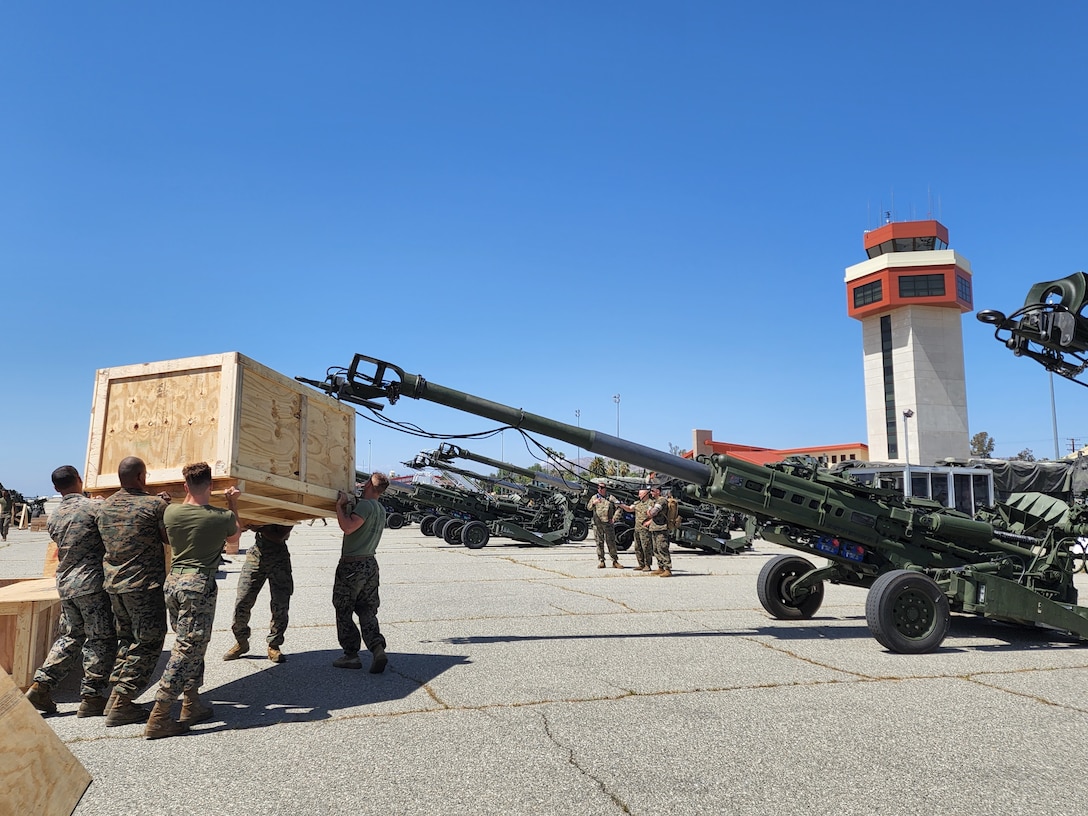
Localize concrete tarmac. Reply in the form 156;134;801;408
4;521;1088;816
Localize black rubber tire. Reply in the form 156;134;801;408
567;518;590;542
461;521;490;549
865;570;950;654
386;512;405;530
756;555;824;619
612;523;633;551
420;515;438;537
432;516;453;538
442;520;464;545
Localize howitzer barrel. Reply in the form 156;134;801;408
416;379;711;484
321;355;713;486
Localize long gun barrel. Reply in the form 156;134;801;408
299;354;711;486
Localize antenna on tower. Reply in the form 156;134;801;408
927;185;933;218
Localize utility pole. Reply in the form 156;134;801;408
613;394;621;437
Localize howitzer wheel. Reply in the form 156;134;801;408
613;523;633;551
386;512;405;529
865;570;950;654
420;515;439;536
567;518;590;542
756;555;824;620
442;520;465;545
461;521;490;549
432;516;453;538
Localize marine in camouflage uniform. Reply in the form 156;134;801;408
225;524;294;663
96;457;170;727
618;488;654;571
645;487;672;576
332;473;390;673
147;462;240;740
26;466;116;717
0;489;10;541
587;483;622;568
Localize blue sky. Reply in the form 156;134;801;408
3;2;1087;497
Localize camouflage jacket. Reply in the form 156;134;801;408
47;494;106;599
630;498;654;526
587;494;619;524
97;488;168;593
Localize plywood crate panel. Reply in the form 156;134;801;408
0;578;63;691
84;352;356;526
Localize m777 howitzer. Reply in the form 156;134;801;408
301;354;1088;653
430;443;591;542
379;456;574;550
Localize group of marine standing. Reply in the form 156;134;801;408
23;456;392;740
587;483;673;577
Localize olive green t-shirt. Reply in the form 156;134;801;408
341;498;386;558
164;503;238;571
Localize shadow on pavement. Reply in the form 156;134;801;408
194;648;470;732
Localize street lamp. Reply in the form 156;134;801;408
368;439;372;474
613;394;621;437
575;409;581;466
902;409;914;498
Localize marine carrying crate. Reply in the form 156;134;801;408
83;352;356;527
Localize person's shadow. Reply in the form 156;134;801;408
192;648;471;732
48;647;470;730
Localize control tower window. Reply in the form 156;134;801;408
956;274;972;304
899;274;945;298
854;280;883;307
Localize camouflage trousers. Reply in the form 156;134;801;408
232;548;293;647
633;525;654;569
34;590;116;698
652;530;672;571
155;572;217;702
592;519;618;563
109;588;168;698
332;557;385;656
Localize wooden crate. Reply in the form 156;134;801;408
0;664;92;816
84;352;356;527
0;578;63;692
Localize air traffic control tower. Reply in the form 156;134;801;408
845;219;973;465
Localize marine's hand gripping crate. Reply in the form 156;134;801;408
84;352;356;526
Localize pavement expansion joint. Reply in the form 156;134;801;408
538;709;633;814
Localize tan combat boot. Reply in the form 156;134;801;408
222;638;249;660
105;693;150;727
144;701;189;740
178;689;214;726
25;681;56;714
267;646;286;663
77;694;109;718
658;569;673;578
597;560;605;569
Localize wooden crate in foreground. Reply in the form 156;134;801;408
84;352;356;527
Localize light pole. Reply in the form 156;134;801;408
368;439;372;474
613;394;621;437
575;409;581;466
902;409;914;498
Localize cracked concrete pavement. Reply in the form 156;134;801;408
5;521;1088;816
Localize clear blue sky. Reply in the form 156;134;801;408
3;2;1087;497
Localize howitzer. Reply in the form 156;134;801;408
300;354;1088;653
430;444;591;542
381;457;574;549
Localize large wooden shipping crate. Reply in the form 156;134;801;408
84;352;356;526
